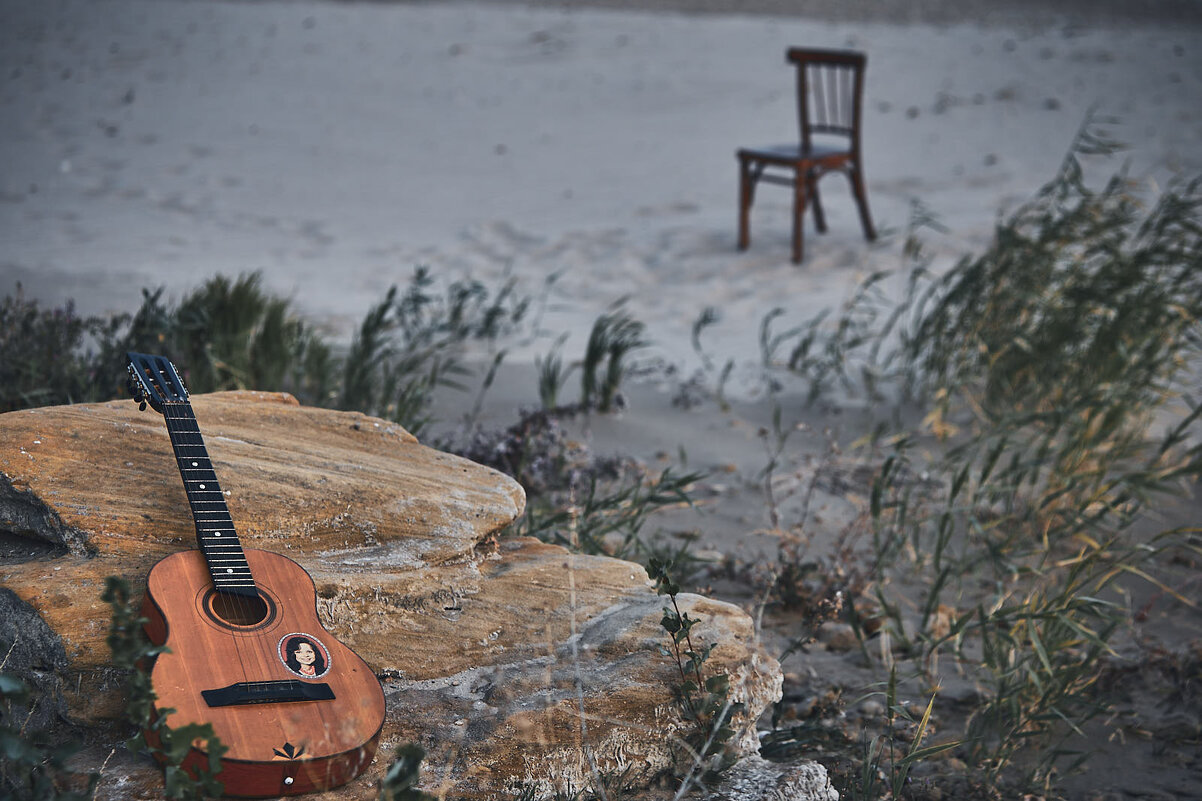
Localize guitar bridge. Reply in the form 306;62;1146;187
201;680;335;707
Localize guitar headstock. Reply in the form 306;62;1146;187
126;352;188;414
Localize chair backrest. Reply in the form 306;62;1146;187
786;48;866;153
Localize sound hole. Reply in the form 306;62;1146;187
208;591;271;627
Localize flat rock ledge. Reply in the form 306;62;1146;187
0;391;835;800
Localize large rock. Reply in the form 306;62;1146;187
0;392;824;799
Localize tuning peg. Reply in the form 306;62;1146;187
139;401;147;412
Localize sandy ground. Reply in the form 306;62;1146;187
2;0;1201;797
3;0;1201;372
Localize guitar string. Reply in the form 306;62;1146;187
170;402;342;729
163;403;248;682
164;402;263;693
170;402;277;697
173;400;300;702
175;401;277;694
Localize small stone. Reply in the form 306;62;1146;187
816;621;858;652
707;754;838;801
859;699;884;718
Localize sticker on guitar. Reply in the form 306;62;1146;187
279;633;331;679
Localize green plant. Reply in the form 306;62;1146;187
849;668;956;801
2;268;536;440
645;558;744;783
580;307;647;413
0;275;334;411
862;121;1202;787
760;268;912;406
0;668;97;800
686;306;734;411
170;274;314;394
0;286;123;412
378;743;435;801
112;275;334;404
443;403;706;572
103;577;227;800
536;334;575;410
763;113;1202;791
519;468;703;562
339;268;529;435
744;391;869;661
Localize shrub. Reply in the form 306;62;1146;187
0;287;121;412
765;115;1202;791
0;268;531;436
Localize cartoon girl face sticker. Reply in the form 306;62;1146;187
279;633;330;679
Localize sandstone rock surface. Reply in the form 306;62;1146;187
0;392;823;799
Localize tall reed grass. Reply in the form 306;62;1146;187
0;268;529;436
764;115;1202;791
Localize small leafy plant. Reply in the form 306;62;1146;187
378;743;435;801
645;558;744;778
103;577;227;800
521;468;703;561
0;667;97;800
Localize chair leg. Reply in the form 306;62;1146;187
849;162;876;242
791;174;807;264
808;171;827;234
738;158;752;251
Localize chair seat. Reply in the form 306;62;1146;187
737;142;852;167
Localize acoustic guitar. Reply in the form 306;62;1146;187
125;352;386;797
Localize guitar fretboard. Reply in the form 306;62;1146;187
162;402;257;597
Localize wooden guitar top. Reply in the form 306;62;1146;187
143;548;386;796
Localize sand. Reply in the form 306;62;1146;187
3;0;1200;374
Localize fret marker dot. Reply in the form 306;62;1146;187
199;483;206;489
191;461;198;467
226;568;233;574
215;532;221;537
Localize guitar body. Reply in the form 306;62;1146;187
141;548;386;797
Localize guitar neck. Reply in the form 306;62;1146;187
161;402;257;597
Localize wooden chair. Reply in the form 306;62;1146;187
737;48;876;264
